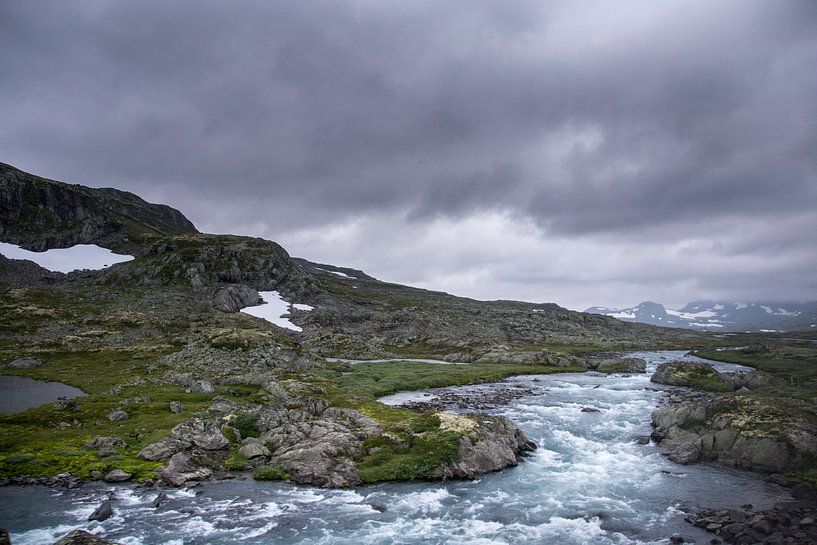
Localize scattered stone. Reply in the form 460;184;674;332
169;401;184;414
8;357;44;369
88;499;113;522
107;409;129;422
669;534;685;544
636;435;651;445
103;469;132;482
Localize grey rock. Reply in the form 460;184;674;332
432;414;536;480
157;452;212;487
239;443;270;459
54;529;121;545
581;407;601;413
213;285;260;313
651;361;729;389
107;409;129;422
595;357;647;374
0;529;8;545
88;499;113;522
169;401;184;414
370;501;388;513
84;436;125;457
8;357;44;369
151;491;169;508
103;469;132;482
171;418;229;450
54;398;80;411
137;439;189;461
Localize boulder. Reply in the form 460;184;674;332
157;452;212;487
87;499;113;522
171;418;229;450
239;442;270;459
8;357;44;369
103;469;132;482
169;401;184;414
651;361;730;389
84;436;125;457
137;438;189;461
151;491;169;508
107;409;129;422
596;358;647;374
432;414;536;480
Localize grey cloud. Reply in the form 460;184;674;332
0;0;815;306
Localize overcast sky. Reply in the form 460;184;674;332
2;1;816;310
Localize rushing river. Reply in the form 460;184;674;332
0;351;791;544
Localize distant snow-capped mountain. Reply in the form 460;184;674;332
584;300;817;332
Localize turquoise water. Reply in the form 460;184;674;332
0;352;789;544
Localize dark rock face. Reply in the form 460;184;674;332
212;284;261;312
0;161;197;253
651;395;817;474
53;529;122;544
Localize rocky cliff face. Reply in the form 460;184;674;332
0;162;197;253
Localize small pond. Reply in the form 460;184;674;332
0;376;86;414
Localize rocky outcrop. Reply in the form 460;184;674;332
7;357;44;369
432;414;536;479
651;361;731;389
651;395;817;474
257;402;383;487
594;357;647;374
0;161;197;253
53;529;122;545
685;497;817;545
212;284;260;312
156;452;214;487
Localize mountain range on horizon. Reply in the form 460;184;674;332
585;300;817;332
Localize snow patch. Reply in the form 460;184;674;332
0;242;134;273
240;291;303;332
292;303;314;311
689;322;724;328
608;311;636;319
315;267;356;279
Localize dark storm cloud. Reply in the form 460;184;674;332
1;0;815;307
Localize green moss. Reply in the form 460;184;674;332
230;411;260;439
357;431;460;483
226;452;249;471
253;465;289;481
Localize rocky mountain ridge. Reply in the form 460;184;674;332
586;300;817;332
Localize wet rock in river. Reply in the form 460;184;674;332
54;529;121;544
88;499;113;522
